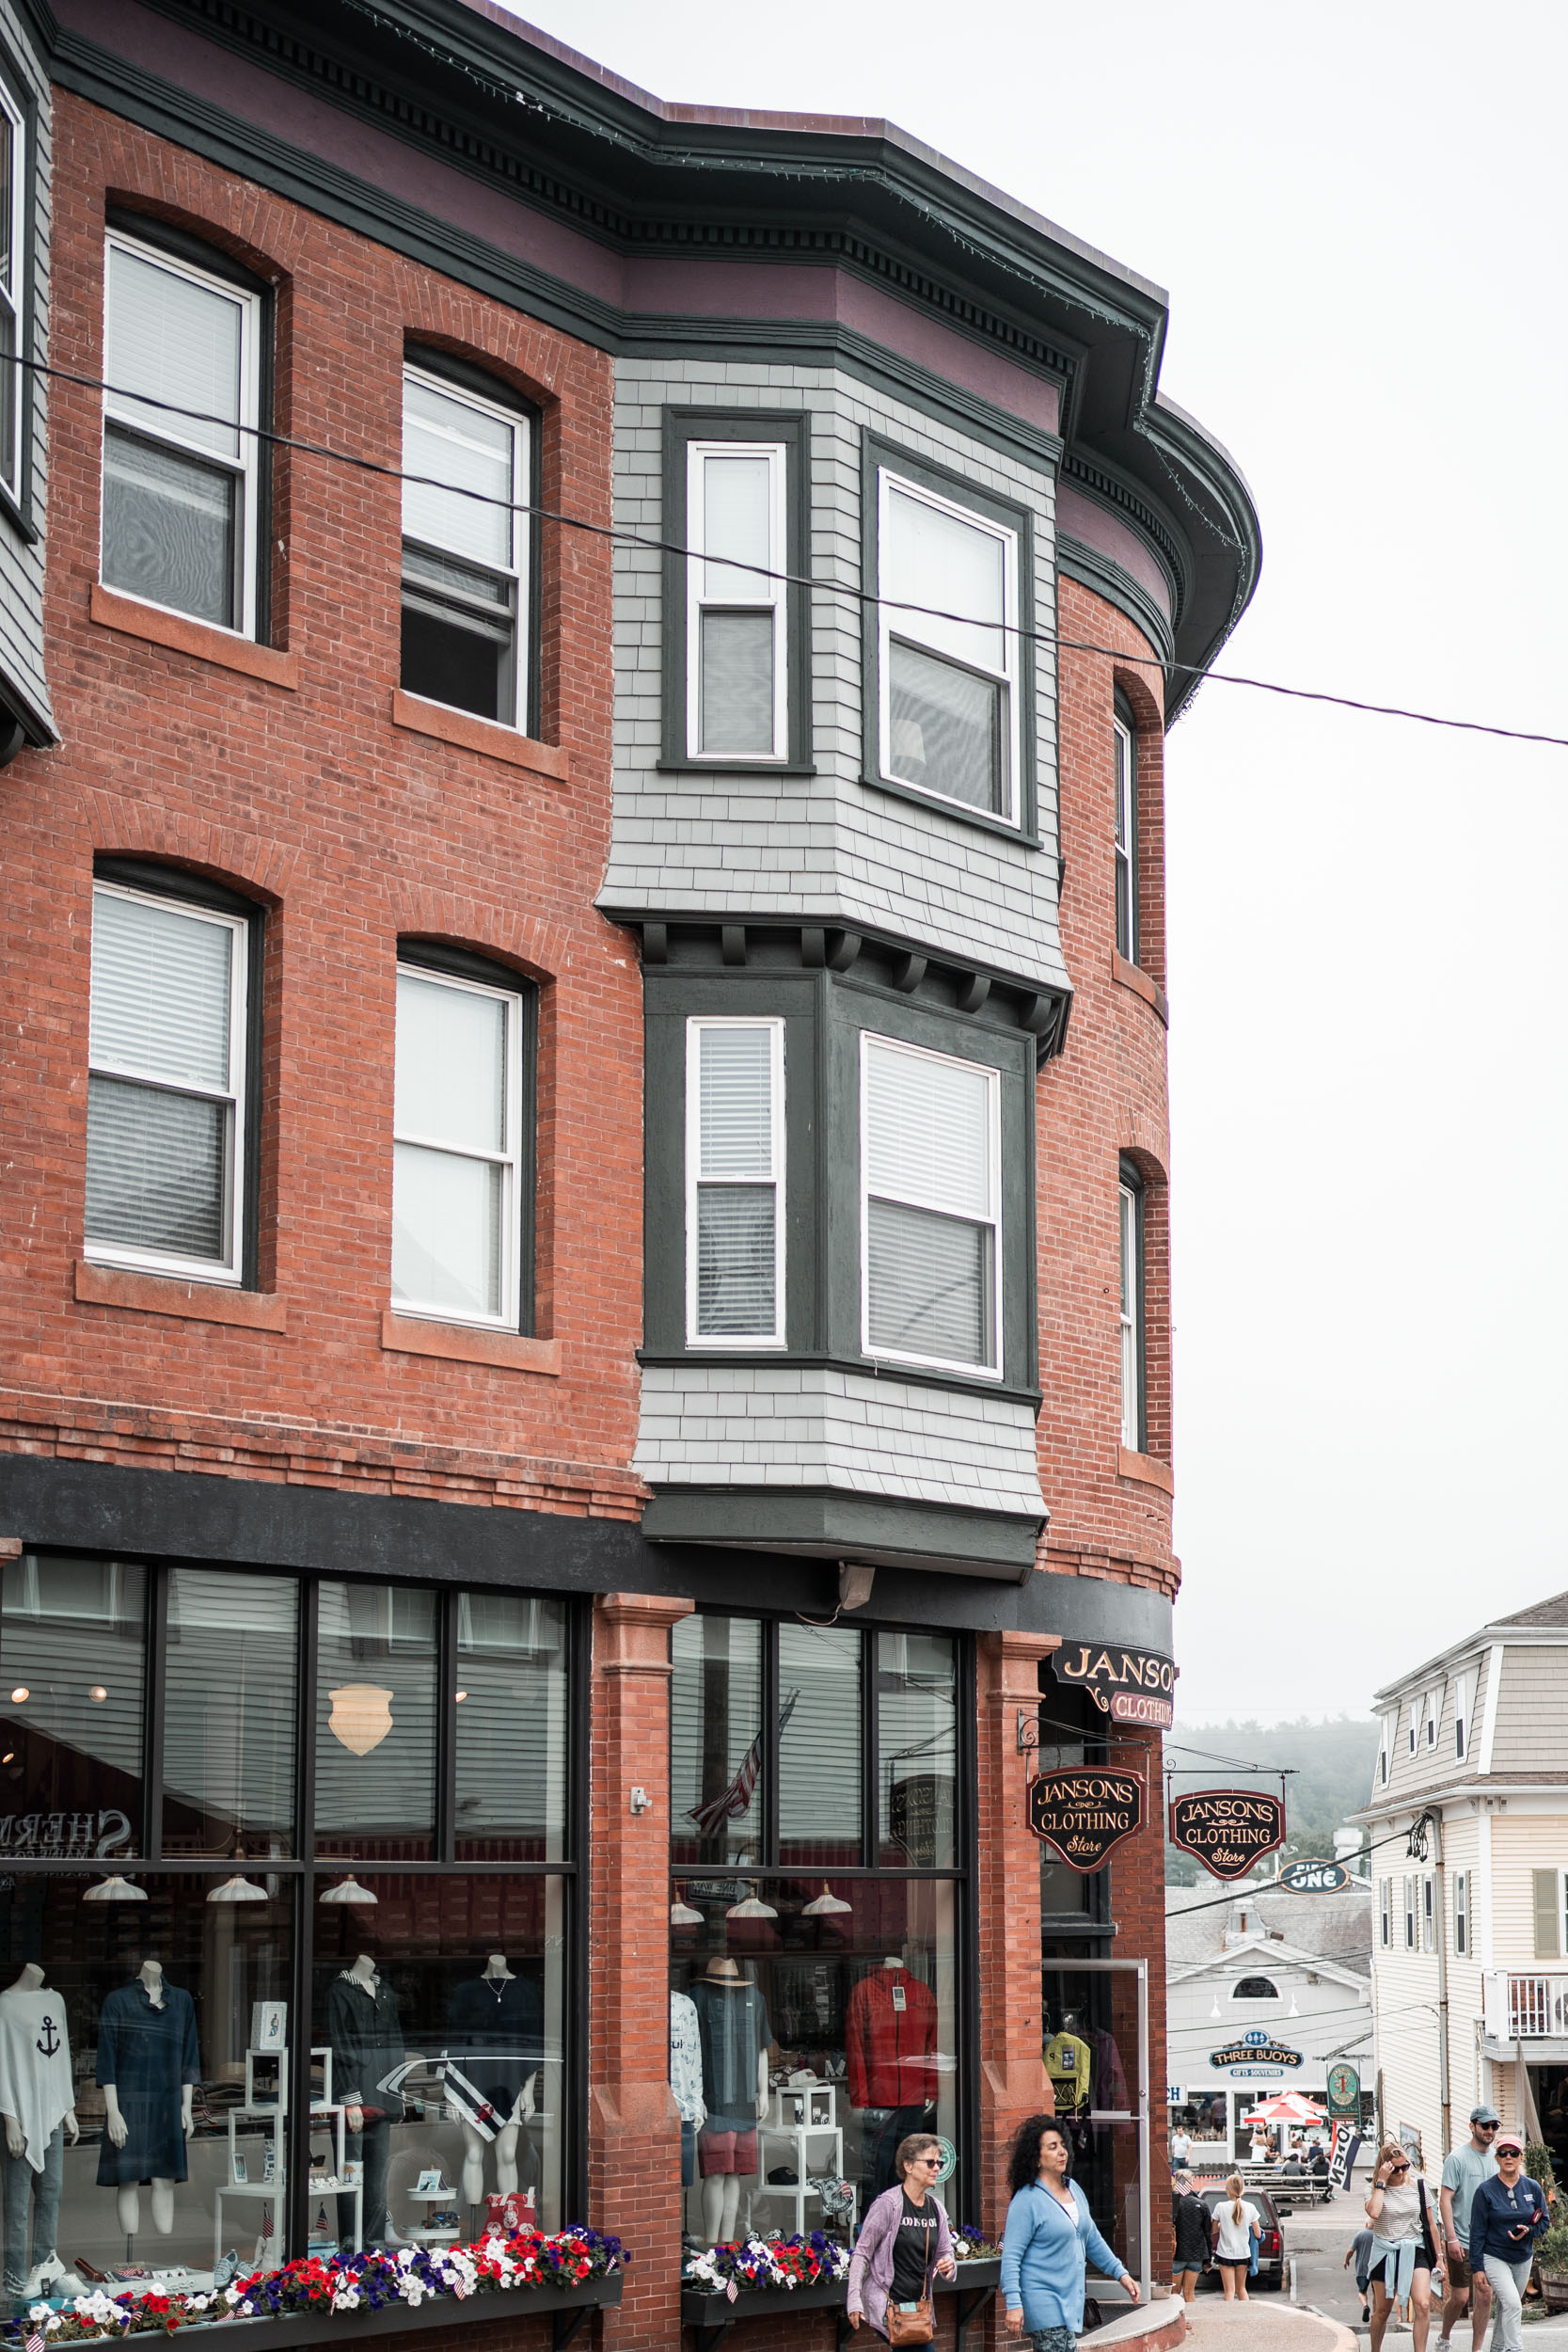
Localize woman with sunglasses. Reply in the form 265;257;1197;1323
1466;2130;1549;2352
1365;2137;1445;2352
1001;2115;1139;2348
847;2133;957;2339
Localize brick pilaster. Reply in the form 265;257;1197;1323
976;1629;1062;2250
588;1592;693;2343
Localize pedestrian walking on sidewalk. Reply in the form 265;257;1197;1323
1169;2170;1211;2304
1365;2137;1446;2352
1212;2172;1260;2301
846;2132;958;2340
1000;2115;1139;2350
1466;2131;1548;2352
1438;2104;1498;2351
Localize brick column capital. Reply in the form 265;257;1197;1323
979;1627;1062;1712
594;1589;693;1675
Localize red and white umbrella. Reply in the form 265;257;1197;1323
1246;2091;1328;2125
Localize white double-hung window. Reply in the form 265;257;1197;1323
392;963;525;1327
102;233;261;634
1114;710;1137;961
1119;1176;1144;1449
401;365;528;728
87;881;251;1282
879;468;1020;820
686;441;787;760
0;78;24;497
861;1035;1001;1378
685;1019;785;1345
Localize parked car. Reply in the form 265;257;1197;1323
1196;2184;1286;2292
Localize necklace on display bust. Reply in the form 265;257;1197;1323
482;1954;515;1996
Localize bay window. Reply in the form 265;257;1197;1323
685;1017;784;1345
401;363;529;729
686;440;787;759
0;1552;579;2277
862;1033;1000;1376
102;232;262;634
876;463;1021;822
86;875;255;1285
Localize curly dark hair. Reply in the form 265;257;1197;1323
1008;2114;1071;2199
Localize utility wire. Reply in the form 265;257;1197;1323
1164;1820;1403;1920
24;349;1568;752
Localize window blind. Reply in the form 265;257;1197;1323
686;442;784;760
691;1023;779;1340
106;243;243;460
391;967;518;1326
863;1039;995;1370
1534;1867;1560;1960
90;887;232;1087
402;374;515;573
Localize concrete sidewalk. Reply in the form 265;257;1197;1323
1179;2300;1356;2351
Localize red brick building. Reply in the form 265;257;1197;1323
0;4;1257;2346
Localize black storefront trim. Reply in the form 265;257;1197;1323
0;1457;1172;1650
681;2261;1000;2351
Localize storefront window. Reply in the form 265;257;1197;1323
1;1556;145;1857
0;1555;578;2298
670;1612;969;2241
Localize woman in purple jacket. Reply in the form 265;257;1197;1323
847;2132;958;2338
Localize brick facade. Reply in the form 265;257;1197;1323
0;9;1263;2343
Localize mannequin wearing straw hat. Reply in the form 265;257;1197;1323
690;1960;771;2245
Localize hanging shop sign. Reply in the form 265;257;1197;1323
1027;1767;1145;1871
1208;2028;1304;2076
1328;2125;1363;2190
1052;1644;1177;1728
1169;1788;1287;1881
1326;2063;1361;2122
1277;1857;1351;1894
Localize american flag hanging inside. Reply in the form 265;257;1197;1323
687;1688;800;1836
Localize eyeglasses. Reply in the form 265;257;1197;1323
918;2157;942;2168
1387;2164;1410;2175
1477;2122;1500;2134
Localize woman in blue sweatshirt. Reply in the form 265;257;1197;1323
1467;2132;1548;2352
1000;2115;1140;2348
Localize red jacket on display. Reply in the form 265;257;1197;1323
846;1966;937;2108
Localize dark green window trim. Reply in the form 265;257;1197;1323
860;429;1038;843
643;961;1037;1390
660;409;811;772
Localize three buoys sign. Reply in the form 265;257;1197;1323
1169;1788;1286;1881
1028;1768;1145;1871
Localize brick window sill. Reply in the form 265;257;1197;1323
389;690;570;781
380;1310;561;1375
75;1259;288;1331
1117;1444;1174;1494
1112;950;1169;1026
89;583;298;689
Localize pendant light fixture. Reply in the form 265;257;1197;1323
801;1882;851;1916
319;1874;378;1905
725;1883;777;1920
83;1875;148;1902
207;1872;268;1904
671;1885;703;1926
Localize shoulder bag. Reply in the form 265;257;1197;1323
885;2260;935;2347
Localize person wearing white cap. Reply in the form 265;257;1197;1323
1466;2132;1548;2352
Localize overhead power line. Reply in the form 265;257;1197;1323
20;349;1568;752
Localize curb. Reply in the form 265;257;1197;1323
1088;2303;1190;2348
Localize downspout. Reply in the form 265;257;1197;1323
1430;1810;1452;2156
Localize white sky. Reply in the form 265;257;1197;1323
508;0;1568;1720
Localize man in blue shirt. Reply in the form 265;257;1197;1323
1467;2133;1548;2352
1439;2103;1498;2351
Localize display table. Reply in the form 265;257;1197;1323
752;2080;854;2237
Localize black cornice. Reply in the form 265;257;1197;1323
61;0;1260;710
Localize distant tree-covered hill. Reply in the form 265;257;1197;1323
1164;1715;1381;1885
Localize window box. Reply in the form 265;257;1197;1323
242;2267;623;2346
679;2262;1000;2344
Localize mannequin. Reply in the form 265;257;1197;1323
95;1961;198;2243
326;1951;405;2249
444;1955;540;2213
689;1960;770;2247
1043;2007;1092;2115
669;1987;705;2202
0;1963;78;2296
846;1957;937;2204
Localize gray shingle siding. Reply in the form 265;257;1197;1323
602;358;1066;994
0;6;51;740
